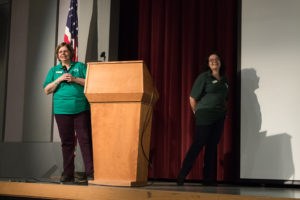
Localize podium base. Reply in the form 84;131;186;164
88;179;148;187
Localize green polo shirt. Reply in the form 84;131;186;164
190;70;229;125
43;61;90;114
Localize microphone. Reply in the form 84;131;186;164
62;65;71;84
62;65;68;73
100;51;106;62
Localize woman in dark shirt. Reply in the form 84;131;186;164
177;53;229;186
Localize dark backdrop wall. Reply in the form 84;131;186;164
0;0;11;141
119;0;239;181
118;0;138;61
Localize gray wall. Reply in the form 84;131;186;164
22;0;58;142
241;0;300;181
5;0;56;142
5;0;30;142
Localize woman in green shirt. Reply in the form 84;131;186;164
44;42;93;183
177;53;229;186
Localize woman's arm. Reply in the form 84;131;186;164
70;76;85;86
189;97;197;114
44;73;86;95
44;73;67;95
44;81;59;95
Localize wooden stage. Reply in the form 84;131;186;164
0;180;299;200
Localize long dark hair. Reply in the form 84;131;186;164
205;52;226;75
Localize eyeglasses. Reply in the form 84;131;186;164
58;50;70;54
209;58;220;63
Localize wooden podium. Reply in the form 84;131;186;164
84;61;158;186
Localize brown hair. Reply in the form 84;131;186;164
55;42;75;61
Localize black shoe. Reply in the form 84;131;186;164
73;172;93;185
74;172;88;184
176;178;184;186
87;173;94;181
60;172;74;183
202;180;217;186
74;172;94;180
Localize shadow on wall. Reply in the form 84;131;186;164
85;0;98;63
240;68;294;181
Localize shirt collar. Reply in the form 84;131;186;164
207;70;225;81
59;61;75;70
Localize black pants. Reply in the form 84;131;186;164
178;117;224;182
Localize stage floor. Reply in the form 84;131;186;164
1;178;300;199
146;181;300;199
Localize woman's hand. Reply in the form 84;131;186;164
61;73;85;86
60;73;83;84
189;97;197;114
57;73;72;83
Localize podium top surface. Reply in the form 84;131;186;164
84;61;158;103
87;60;144;65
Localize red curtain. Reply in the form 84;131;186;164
138;0;238;181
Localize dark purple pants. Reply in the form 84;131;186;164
55;110;93;176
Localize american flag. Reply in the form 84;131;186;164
64;0;78;61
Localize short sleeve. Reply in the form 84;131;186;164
79;62;87;78
43;68;54;88
190;74;206;101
